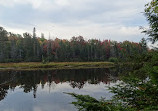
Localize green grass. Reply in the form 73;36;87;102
0;62;114;71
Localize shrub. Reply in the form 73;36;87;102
109;57;118;63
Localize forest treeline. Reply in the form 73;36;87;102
0;26;147;62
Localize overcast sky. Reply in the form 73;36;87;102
0;0;151;42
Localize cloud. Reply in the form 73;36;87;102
0;0;151;42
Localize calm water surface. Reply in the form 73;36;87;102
0;68;119;111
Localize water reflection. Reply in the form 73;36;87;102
0;68;118;111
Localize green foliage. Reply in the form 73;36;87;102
142;0;158;43
108;57;118;63
0;27;8;41
110;51;158;110
66;93;136;111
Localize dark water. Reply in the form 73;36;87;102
0;68;119;111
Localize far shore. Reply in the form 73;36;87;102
0;62;114;71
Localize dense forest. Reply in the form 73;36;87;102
0;27;147;63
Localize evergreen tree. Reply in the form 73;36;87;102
143;0;158;44
0;27;8;62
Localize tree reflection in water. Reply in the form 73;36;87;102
0;68;118;101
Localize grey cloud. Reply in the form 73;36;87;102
0;0;151;41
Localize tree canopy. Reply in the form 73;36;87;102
0;26;148;63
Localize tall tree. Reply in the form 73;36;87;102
32;27;41;61
143;0;158;44
23;33;34;61
0;27;8;62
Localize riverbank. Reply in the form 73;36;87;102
0;62;114;71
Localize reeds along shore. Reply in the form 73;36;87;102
0;62;114;70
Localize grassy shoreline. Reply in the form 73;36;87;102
0;62;114;71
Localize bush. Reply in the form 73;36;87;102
109;57;118;63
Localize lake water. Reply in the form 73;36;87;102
0;68;119;111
